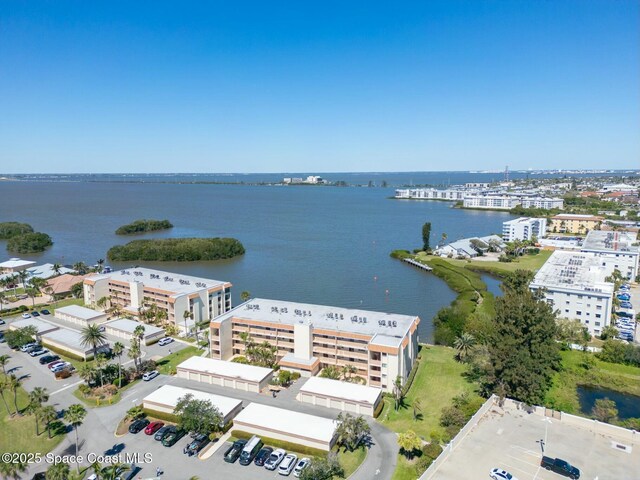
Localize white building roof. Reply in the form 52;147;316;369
26;263;74;279
85;267;228;297
104;318;164;337
233;403;336;443
9;318;59;334
177;356;273;383
531;251;613;295
582;230;639;255
42;328;104;353
143;385;242;419
300;377;381;405
0;258;36;270
217;298;418;340
55;305;107;321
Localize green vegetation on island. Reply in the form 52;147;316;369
0;222;34;239
115;219;173;235
107;237;245;262
7;232;53;254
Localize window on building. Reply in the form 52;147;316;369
576;311;581;315
595;322;601;326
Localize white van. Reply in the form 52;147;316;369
239;435;263;465
142;370;159;381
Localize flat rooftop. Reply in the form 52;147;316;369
582;230;640;254
0;258;36;270
233;403;336;444
9;318;59;334
104;318;164;336
55;305;107;321
27;263;74;279
85;267;229;296
551;214;603;220
177;356;273;383
143;385;242;419
299;377;382;405
42;328;104;352
217;298;418;340
531;251;613;294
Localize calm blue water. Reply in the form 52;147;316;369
577;386;640;420
0;180;519;341
479;273;503;298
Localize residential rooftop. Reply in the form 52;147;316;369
300;377;382;405
0;258;36;270
55;305;107;321
42;328;104;352
104;318;164;336
27;263;74;279
143;385;242;419
85;267;229;296
530;251;613;294
9;318;59;334
216;298;419;340
551;214;603;220
177;356;273;383
582;230;639;254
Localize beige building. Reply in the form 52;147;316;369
297;377;382;416
55;305;108;327
210;298;420;393
176;356;274;392
548;214;603;234
104;318;165;345
83;268;232;333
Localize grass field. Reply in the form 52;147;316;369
378;345;480;440
156;345;202;375
544;350;640;414
431;249;552;276
338;446;367;478
0;374;65;455
391;454;421;480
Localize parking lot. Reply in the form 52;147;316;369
429;404;640;480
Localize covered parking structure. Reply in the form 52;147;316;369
297;376;382;416
142;385;243;425
54;305;108;327
104;318;165;345
232;403;337;451
41;328;110;360
176;356;273;393
9;318;59;336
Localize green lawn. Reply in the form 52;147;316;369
338;446;367;478
48;297;84;313
156;345;202;375
378;345;480;440
0;375;66;455
391;454;420;480
431;249;552;276
544;350;640;414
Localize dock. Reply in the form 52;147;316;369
402;258;433;271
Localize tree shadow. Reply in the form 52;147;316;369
413;413;424;422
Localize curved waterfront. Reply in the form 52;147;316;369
0;181;516;341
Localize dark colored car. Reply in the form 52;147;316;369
254;447;274;466
183;434;210;456
39;354;60;365
144;421;164;435
128;418;150;434
31;473;46;480
541;456;580;479
154;425;173;441
31;311;40;317
223;439;247;463
40;309;51;315
161;427;186;447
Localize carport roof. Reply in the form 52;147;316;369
10;318;59;334
299;377;382;405
55;305;107;321
143;385;242;419
104;318;164;336
177;356;273;383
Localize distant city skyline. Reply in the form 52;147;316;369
1;1;638;173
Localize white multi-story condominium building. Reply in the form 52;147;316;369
210;298;420;393
502;217;547;242
581;230;639;280
394;188;474;200
530;251;613;337
462;194;521;210
84;268;232;332
520;197;564;209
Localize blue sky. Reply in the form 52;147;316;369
1;1;638;173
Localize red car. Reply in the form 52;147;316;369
144;421;165;435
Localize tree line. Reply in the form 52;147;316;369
107;237;245;262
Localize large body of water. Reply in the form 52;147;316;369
0;178;520;341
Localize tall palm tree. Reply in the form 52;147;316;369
73;262;88;274
80;324;107;360
46;461;70;480
28;387;49;435
101;462;130;480
0;354;10;374
0;458;27;479
113;342;125;384
183;310;193;336
0;290;6;313
64;403;87;472
52;263;62;276
0;376;13;414
96;296;108;311
96;259;105;272
453;332;475;362
17;270;29;289
78;364;98;386
8;374;21;415
40;405;58;438
95;353;107;388
341;364;357;382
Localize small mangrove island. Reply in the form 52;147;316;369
1;221;53;253
0;221;34;239
115;219;174;235
107;237;245;262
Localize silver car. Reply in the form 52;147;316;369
278;454;298;476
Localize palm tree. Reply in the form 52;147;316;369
89;461;103;480
96;259;105;272
0;458;27;479
78;363;98;386
17;270;29;289
0;354;10;374
0;376;13;414
0;290;6;313
52;263;62;276
96;296;108;311
8;374;21;415
73;262;88;274
453;332;475;362
412;398;422;421
183;310;193;336
101;462;130;480
64;404;87;471
40;405;58;438
393;375;404;412
46;461;70;480
113;342;125;384
95;353;107;388
341;364;357;382
80;324;107;360
29;387;49;435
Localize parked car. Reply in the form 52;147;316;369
278;454;298;476
142;370;159;381
223;439;247;463
254;447;274;466
184;434;210;457
20;342;39;352
158;337;174;346
47;360;65;370
54;368;73;380
617;294;631;301
39;354;60;365
540;456;580;479
31;311;40;317
144;421;164;435
293;458;310;477
264;448;286;470
154;425;173;441
98;325;106;332
21;313;32;319
239;435;263;465
40;309;51;315
51;362;71;373
128;418;150;434
161;427;186;447
490;468;518;480
0;318;5;325
29;348;49;357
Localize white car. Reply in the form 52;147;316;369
278;454;298;476
265;448;286;470
158;337;174;346
29;348;49;357
51;362;71;373
490;468;518;480
20;342;39;352
293;458;310;477
21;313;32;319
142;370;159;381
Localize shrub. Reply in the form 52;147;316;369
415;456;433;476
107;237;245;262
115;219;173;235
390;250;411;259
0;222;34;239
7;232;53;253
113;377;127;388
440;406;465;428
231;356;249;364
231;430;326;457
142;408;178;423
422;442;442;460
